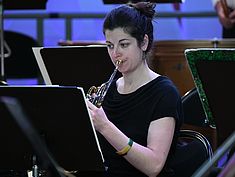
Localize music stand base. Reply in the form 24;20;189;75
0;80;7;85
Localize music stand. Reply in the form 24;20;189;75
0;98;33;174
3;0;47;10
0;0;47;85
102;0;182;4
0;96;65;177
185;48;235;146
32;46;119;93
0;86;105;176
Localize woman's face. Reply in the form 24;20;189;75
105;28;147;74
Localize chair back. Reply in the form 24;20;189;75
168;130;213;177
182;88;208;127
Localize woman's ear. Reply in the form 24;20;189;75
141;34;149;51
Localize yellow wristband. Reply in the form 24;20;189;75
116;138;133;156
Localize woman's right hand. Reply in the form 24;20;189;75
86;99;110;133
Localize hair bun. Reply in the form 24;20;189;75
129;2;156;19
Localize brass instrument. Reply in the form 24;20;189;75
86;60;122;108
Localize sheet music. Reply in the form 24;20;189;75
32;47;52;85
77;86;105;163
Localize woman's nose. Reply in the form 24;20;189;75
113;46;121;58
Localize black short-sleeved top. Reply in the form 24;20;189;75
99;76;183;177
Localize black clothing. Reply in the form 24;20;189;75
223;25;235;38
99;76;183;177
222;8;235;38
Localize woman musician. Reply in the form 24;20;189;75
86;2;183;177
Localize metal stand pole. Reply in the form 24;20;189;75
0;0;7;85
32;155;39;177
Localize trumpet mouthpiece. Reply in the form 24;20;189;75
116;60;122;66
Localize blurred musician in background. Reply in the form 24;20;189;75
212;0;235;38
86;2;183;177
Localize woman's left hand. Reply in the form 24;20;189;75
86;100;110;133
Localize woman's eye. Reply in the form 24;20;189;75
107;44;114;49
120;43;129;48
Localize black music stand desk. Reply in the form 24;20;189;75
1;96;65;177
185;48;235;146
32;45;118;93
0;86;105;176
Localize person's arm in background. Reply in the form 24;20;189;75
212;0;235;29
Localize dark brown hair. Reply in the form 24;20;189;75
103;2;156;53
